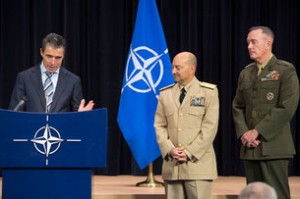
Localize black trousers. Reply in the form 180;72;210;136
244;159;290;199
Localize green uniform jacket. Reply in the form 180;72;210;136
232;56;299;160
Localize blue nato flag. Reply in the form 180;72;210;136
117;0;174;169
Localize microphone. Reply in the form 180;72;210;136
13;96;28;111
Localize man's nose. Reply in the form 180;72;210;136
172;68;176;74
50;58;56;64
248;43;252;49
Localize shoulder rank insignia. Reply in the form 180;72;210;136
245;63;255;69
159;83;175;91
200;82;217;89
277;60;291;67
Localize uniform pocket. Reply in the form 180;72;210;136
187;107;205;128
188;106;205;116
259;81;279;104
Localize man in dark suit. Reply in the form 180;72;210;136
232;26;299;199
9;33;94;112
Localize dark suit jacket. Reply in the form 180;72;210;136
232;56;299;160
9;64;83;112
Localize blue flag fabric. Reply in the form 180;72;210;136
117;0;174;169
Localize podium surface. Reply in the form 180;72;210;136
0;109;107;199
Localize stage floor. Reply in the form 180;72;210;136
91;175;300;199
1;175;299;199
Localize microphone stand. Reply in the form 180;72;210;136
13;96;28;111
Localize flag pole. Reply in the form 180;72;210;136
136;163;163;187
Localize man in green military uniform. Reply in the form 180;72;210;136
232;26;299;199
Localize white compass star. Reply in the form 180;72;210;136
121;46;168;95
31;124;64;157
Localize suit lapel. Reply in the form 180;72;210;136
31;66;47;109
248;64;258;83
181;79;198;107
173;84;180;109
50;68;68;112
173;79;201;108
261;56;276;77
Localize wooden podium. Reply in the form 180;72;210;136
0;109;107;199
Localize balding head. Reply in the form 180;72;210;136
172;52;198;86
173;52;197;69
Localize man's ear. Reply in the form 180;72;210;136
266;38;273;50
40;48;44;57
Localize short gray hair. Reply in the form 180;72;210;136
238;182;277;199
249;26;274;41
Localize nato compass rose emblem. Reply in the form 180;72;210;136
121;45;169;99
13;115;81;166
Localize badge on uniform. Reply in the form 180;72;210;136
261;70;280;81
266;92;274;100
190;96;205;107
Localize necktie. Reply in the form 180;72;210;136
44;72;54;112
257;66;264;76
179;88;186;104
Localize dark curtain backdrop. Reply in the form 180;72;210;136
0;0;299;176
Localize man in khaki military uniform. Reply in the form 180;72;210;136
232;26;299;199
155;52;219;199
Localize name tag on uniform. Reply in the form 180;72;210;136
261;70;280;81
190;96;205;107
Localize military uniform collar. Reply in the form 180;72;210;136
178;77;196;93
256;54;274;71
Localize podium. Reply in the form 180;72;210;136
0;109;107;199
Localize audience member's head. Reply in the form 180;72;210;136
238;182;277;199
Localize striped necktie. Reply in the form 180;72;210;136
44;72;54;112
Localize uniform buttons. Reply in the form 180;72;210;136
252;111;257;119
178;128;182;132
179;113;183;117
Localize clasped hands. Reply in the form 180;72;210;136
170;147;188;163
241;129;261;148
